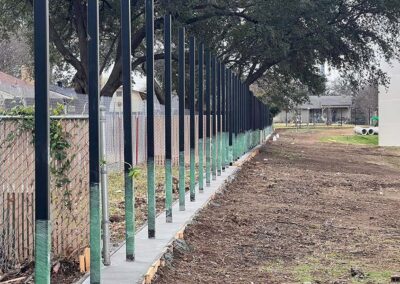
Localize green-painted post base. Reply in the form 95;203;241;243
198;139;204;192
179;152;185;211
221;133;225;170
125;173;135;260
241;133;245;154
190;149;195;201
247;131;251;150
165;159;172;223
217;133;222;175
212;136;217;180
89;184;101;283
147;158;156;238
224;133;229;169
232;135;236;161
35;219;51;284
206;137;211;186
229;145;233;165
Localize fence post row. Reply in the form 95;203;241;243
32;2;273;282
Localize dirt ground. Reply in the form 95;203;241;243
154;128;400;284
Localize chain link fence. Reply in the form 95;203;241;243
0;117;89;273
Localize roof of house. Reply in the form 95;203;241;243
49;85;79;99
301;95;352;109
0;71;72;100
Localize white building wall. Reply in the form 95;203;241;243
379;60;400;146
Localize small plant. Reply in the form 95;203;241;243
125;162;141;180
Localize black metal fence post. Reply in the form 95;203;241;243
205;50;211;186
189;36;196;202
251;93;255;147
211;56;217;180
221;65;226;170
146;0;156;238
34;0;51;282
178;27;186;211
234;75;238;160
216;61;222;175
121;0;135;261
198;43;204;192
87;0;102;281
228;70;233;165
245;87;249;150
240;82;244;154
164;14;173;222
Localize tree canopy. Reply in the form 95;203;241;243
0;32;32;78
1;0;400;106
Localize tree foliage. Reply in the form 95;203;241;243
1;0;400;106
251;70;315;113
191;0;400;93
0;32;32;78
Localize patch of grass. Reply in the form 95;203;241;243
259;259;285;274
349;270;392;284
320;134;378;146
274;123;354;130
292;256;347;282
294;263;313;282
107;164;192;244
260;254;393;283
363;271;392;283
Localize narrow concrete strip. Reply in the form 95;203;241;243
80;144;264;284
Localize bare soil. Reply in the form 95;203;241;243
154;128;400;284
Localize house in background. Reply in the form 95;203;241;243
274;95;353;124
109;87;148;114
1;69;200;117
108;87;180;115
0;71;72;111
